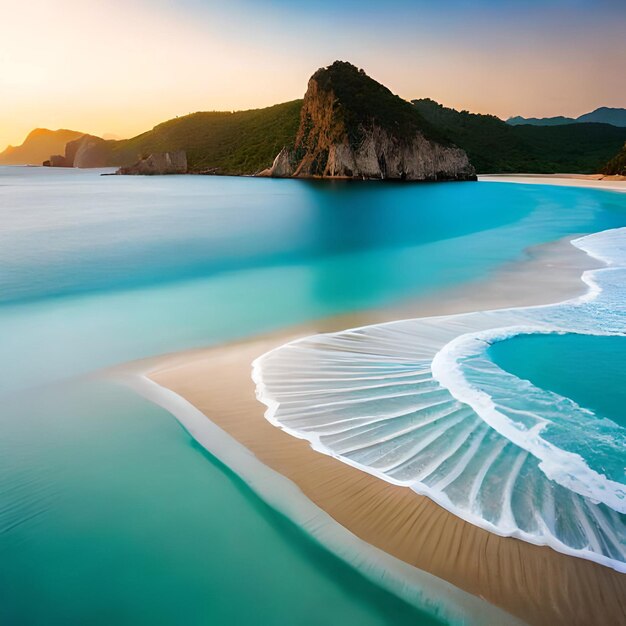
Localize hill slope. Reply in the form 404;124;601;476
413;99;626;173
264;61;475;181
0;128;86;165
602;143;626;176
92;101;302;174
507;107;626;127
577;107;626;126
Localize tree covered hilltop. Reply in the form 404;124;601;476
261;61;475;181
412;99;626;174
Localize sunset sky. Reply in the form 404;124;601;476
1;0;625;150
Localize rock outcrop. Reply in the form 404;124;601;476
46;154;70;167
42;133;108;167
262;61;475;181
66;135;108;168
116;151;187;175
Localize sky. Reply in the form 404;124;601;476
1;0;625;149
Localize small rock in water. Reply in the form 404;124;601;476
116;151;188;175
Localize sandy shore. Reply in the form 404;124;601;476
480;173;626;193
118;234;624;626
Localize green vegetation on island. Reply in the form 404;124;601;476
413;99;626;173
105;101;302;174
308;61;449;149
6;62;626;176
265;61;474;181
106;94;626;175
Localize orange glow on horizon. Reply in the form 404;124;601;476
1;0;625;150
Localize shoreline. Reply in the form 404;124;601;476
112;231;626;626
125;373;522;626
250;230;626;574
480;173;626;193
9;165;626;190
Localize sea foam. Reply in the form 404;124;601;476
253;227;626;571
127;374;522;626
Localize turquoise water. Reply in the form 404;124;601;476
2;167;625;396
489;333;626;428
1;382;439;626
252;228;626;570
1;166;625;623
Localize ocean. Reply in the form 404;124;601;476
1;166;624;624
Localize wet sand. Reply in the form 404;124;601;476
121;236;624;625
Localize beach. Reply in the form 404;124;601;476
480;173;626;193
5;2;626;622
118;219;625;626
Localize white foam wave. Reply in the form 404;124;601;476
431;326;626;513
253;227;626;571
124;373;521;626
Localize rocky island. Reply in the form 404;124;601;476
261;61;476;181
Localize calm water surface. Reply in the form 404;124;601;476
490;333;626;429
1;167;625;625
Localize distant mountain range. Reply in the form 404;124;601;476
2;64;626;176
0;128;85;165
507;107;626;127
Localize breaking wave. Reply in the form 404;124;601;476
253;228;626;571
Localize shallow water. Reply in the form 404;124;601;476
1;167;625;623
1;381;445;626
490;333;626;429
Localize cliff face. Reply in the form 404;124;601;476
116;151;187;175
264;62;475;181
67;135;108;168
42;134;108;168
